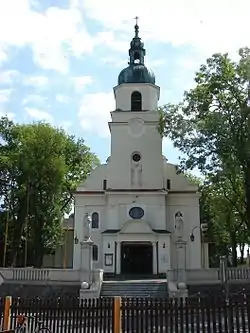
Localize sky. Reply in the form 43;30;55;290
0;0;249;165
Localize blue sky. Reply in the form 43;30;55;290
0;0;249;166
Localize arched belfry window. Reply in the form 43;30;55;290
133;52;140;64
131;91;142;111
91;212;99;229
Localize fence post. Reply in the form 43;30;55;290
114;297;121;333
3;296;12;331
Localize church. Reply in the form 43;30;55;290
72;22;203;277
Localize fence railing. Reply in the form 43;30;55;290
0;268;103;284
1;295;250;332
226;267;250;280
12;269;50;281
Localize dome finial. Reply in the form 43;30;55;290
117;17;155;86
134;16;139;37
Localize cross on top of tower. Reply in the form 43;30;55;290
134;16;139;37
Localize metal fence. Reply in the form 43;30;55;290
1;295;250;332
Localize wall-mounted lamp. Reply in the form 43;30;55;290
190;225;202;242
74;235;79;244
190;233;195;242
108;243;110;249
162;243;165;248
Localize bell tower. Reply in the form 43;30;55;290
107;20;164;190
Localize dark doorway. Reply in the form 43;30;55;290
121;242;153;276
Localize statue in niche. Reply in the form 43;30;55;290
175;211;184;239
131;161;142;187
83;213;92;240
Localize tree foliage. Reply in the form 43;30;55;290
160;47;250;232
202;173;247;266
0;117;99;267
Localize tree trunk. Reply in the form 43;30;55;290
32;217;44;268
230;231;238;267
240;244;245;264
10;200;26;266
244;164;250;233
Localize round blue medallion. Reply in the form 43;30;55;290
129;207;144;219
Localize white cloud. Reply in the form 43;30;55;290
0;0;247;75
56;94;70;104
25;107;53;123
72;76;93;93
23;76;49;88
0;89;12;103
0;70;20;84
82;0;250;57
148;59;166;68
0;110;15;120
78;92;115;137
163;137;172;150
94;31;128;53
0;1;95;73
22;94;47;105
59;121;72;131
0;48;7;66
101;57;127;68
32;44;69;74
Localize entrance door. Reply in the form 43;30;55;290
120;242;153;276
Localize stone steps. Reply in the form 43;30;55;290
101;280;168;298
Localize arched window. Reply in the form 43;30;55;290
134;52;140;60
91;212;99;229
92;245;98;261
131;91;142;111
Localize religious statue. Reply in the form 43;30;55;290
175;211;184;239
83;213;92;240
131;161;142;187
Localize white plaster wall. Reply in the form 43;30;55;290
106;193;166;230
107;123;164;189
164;163;198;191
78;165;107;191
74;166;201;271
74;192;170;271
110;110;159;123
73;195;106;270
114;83;160;111
102;236;116;273
77;161;198;193
158;236;171;273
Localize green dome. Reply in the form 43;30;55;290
117;21;156;86
118;64;155;85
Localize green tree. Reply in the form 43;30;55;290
0;117;99;267
159;47;250;232
199;170;247;266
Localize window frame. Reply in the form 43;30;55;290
131;91;142;111
91;212;100;229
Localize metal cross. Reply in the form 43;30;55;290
134;16;139;26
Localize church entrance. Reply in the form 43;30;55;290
120;242;153;276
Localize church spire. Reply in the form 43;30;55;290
134;16;139;37
128;17;146;66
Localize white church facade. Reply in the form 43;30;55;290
73;23;203;277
